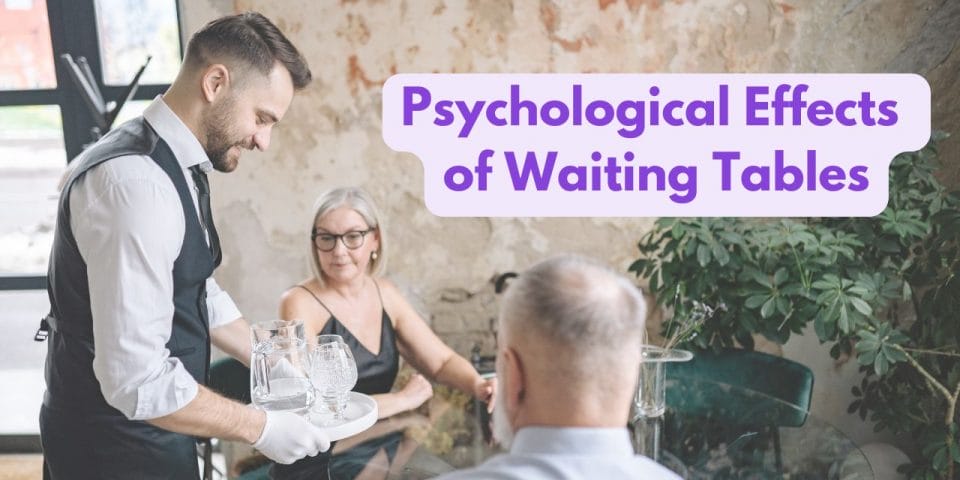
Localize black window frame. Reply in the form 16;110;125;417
0;1;183;452
0;0;183;291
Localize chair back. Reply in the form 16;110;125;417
666;348;814;427
208;357;251;404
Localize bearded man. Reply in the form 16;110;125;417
39;12;329;479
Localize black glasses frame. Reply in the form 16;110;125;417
311;228;375;252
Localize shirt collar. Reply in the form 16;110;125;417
142;95;213;172
510;426;635;456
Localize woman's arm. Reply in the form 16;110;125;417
370;373;433;419
383;279;495;405
331;410;429;453
211;317;253;367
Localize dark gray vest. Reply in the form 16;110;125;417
40;117;221;479
44;117;219;414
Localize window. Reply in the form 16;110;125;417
0;0;181;279
95;0;181;85
0;0;56;90
0;0;181;445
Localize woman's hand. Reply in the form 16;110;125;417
473;377;497;413
399;374;433;412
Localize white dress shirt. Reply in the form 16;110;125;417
436;426;682;480
70;96;242;420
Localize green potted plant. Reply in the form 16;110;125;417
629;133;960;480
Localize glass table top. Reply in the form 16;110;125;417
256;379;873;479
633;377;874;479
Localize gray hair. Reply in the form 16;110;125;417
500;255;646;377
308;188;386;287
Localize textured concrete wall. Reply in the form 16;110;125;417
180;0;959;448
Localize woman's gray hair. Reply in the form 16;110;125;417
500;255;646;376
308;187;386;287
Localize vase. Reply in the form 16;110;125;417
634;345;693;418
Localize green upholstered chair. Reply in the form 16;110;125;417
208;356;252;405
235;463;271;480
667;348;814;426
204;358;270;480
665;348;815;474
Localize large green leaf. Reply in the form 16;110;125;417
773;267;788;286
761;297;776;319
873;352;890;376
697;244;711;267
855;337;879;353
745;295;769;309
838;305;851;333
849;297;873;316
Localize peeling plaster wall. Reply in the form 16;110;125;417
179;0;959;448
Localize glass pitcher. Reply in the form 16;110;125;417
251;319;305;347
250;320;315;414
251;337;315;414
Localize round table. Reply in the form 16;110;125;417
310;379;873;479
633;377;874;479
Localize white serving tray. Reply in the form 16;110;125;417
309;391;378;441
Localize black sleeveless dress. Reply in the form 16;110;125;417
271;280;401;480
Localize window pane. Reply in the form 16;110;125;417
0;0;57;90
0;105;65;275
95;0;180;86
111;98;150;126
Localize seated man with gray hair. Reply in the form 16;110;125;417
438;255;680;479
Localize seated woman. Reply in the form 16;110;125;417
271;187;494;480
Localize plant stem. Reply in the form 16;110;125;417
946;381;960;480
893;346;958;480
894;346;951;401
900;347;960;358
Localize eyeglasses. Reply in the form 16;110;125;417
311;228;375;252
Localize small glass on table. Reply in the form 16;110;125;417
634;345;693;418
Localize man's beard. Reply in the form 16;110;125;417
202;97;244;173
491;381;515;449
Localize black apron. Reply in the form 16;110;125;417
40;117;219;479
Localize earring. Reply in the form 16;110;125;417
371;251;379;261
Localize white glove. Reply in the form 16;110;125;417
252;411;331;464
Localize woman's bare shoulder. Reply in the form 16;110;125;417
280;280;316;305
280;280;330;323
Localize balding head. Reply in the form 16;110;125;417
493;255;646;446
501;255;646;378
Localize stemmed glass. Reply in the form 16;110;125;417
317;334;347;348
309;337;358;423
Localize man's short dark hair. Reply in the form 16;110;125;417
184;12;312;90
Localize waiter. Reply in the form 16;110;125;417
39;12;329;479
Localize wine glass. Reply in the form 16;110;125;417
309;342;358;422
316;333;347;347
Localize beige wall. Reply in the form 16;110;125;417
180;0;960;448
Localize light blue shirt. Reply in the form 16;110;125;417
436;426;681;480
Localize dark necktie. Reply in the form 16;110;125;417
190;166;222;266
